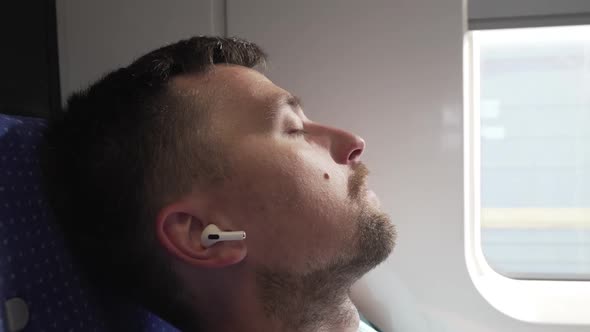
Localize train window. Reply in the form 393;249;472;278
465;25;590;325
476;25;590;280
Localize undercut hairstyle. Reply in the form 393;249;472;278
41;36;267;326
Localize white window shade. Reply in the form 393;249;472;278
469;0;590;29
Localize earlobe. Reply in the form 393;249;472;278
155;206;247;268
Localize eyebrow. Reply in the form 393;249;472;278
285;94;303;109
265;94;304;121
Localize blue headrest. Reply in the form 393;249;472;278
0;114;179;332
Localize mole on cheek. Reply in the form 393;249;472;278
323;173;330;180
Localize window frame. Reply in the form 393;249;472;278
464;29;590;325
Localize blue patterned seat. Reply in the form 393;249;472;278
0;114;179;332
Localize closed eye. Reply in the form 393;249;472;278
287;128;308;137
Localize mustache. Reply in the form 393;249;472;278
348;162;370;199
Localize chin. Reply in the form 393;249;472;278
337;207;396;279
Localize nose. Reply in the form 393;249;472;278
347;136;365;162
343;134;365;163
323;126;366;165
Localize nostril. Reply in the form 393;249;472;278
348;148;363;162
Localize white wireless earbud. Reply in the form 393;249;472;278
201;224;246;248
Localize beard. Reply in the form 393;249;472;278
255;182;397;331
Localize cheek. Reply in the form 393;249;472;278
236;155;326;220
224;140;353;268
231;141;342;212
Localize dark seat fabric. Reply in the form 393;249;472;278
0;114;179;332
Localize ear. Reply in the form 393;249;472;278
155;202;247;268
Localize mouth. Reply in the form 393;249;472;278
366;188;379;201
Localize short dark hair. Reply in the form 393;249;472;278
42;36;267;325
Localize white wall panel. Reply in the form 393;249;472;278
227;1;587;331
56;0;224;100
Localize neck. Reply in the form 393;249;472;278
180;267;361;332
200;297;359;332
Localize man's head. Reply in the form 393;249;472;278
43;36;396;330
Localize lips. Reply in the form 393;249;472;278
367;188;380;203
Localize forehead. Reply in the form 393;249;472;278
170;65;300;144
170;65;288;121
170;65;297;143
